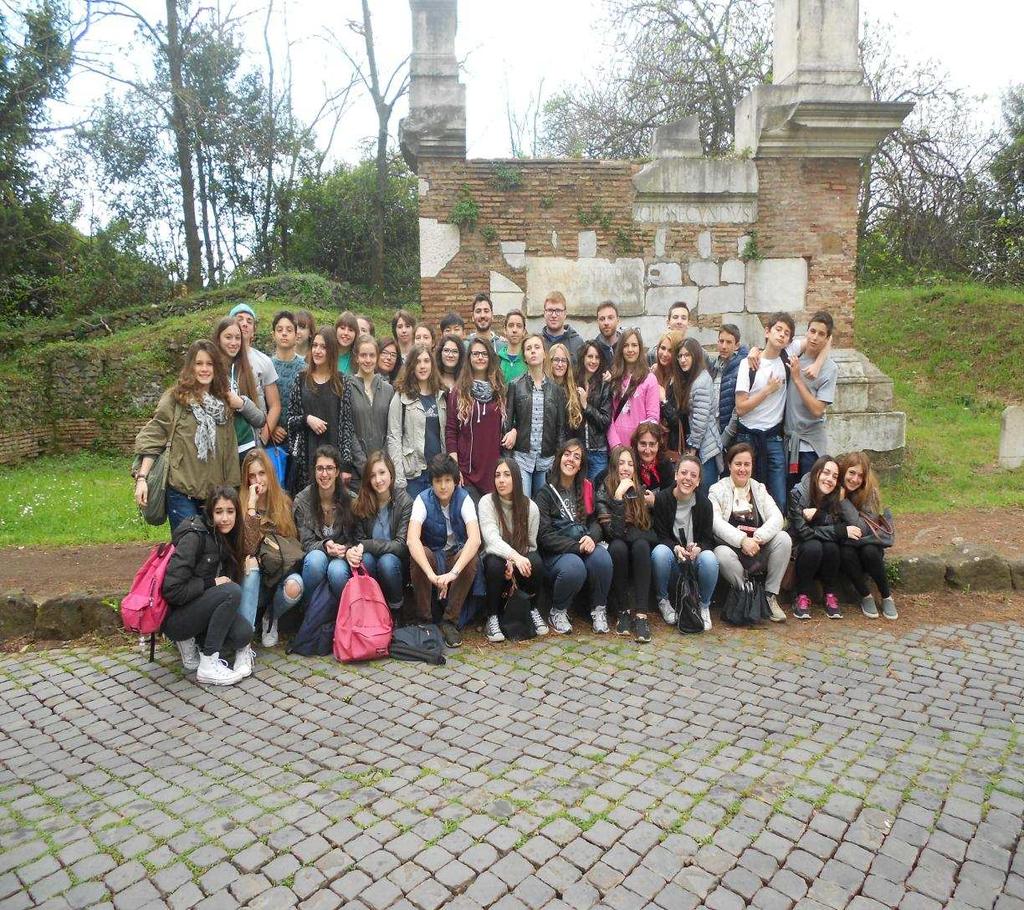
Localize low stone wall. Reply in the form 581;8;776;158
3;544;1021;645
0;419;143;466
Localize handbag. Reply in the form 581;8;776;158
672;559;703;634
500;579;538;642
859;509;895;548
257;529;306;590
136;403;180;526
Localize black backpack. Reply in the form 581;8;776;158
288;579;336;656
390;623;446;665
673;559;704;634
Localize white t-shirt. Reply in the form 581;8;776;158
411;494;478;547
735;351;787;431
248;348;279;413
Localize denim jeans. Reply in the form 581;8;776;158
302;549;352;600
651;545;720;610
736;430;787;512
406;473;430;500
166;486;203;532
361;552;406;609
542;548;613;614
239;565;304;626
586;449;608;482
519;469;548;499
787;450;820;494
699;456;718;499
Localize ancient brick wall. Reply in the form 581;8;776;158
0;420;144;466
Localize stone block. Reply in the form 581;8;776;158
702;313;765;348
35;593;112;640
632;159;758;224
1009;559;1024;591
489;272;525;315
697;231;713;259
738;235;752;257
654;228;667;258
647;262;683;286
698;285;744;315
945;546;1012;592
745;259;808;313
688;261;720;287
999;406;1024;469
526;257;645;318
894;555;946;594
419;218;460;278
578;231;598;259
651;117;703;158
645;286;698;317
630;316;675;346
826;411;905;456
721;259;745;283
0;591;36;642
501;241;526;270
418;178;429;196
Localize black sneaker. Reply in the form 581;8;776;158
615;611;632;636
439;620;462;648
634;615;651;643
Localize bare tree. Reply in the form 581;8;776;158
506;77;545;158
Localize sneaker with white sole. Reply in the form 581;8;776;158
881;596;898;620
196;652;244;686
860;595;880;619
530;608;549;636
485;615;505;643
549;609;572;634
767;594;787;622
657;597;677;626
634;614;651;643
591;606;609;634
233;644;254;678
699;606;712;631
261;614;279;648
824;593;843;619
174;637;201;672
615;611;632;636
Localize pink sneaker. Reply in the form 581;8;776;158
824;593;843;619
793;594;811;620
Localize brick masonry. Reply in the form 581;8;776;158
417;156;861;345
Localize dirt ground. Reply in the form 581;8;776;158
2;506;1020;601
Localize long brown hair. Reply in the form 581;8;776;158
174;339;230;406
204;485;244;581
489;457;529;554
212;317;258;402
549;342;583;429
604;445;650;530
454;337;506;423
395;344;441;397
653;330;684;390
671;337;707;414
305;329;344;396
609;328;649;405
310;444;356;535
353;450;395;520
838;451;882;514
550;438;589;518
240;449;298;538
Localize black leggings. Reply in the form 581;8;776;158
607;538;652;615
840;543;891;598
483;552;543;618
164;583;253;656
794;539;841;597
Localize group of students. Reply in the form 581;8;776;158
133;293;897;685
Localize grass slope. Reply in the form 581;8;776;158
857;283;1024;512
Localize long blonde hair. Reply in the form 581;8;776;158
838;451;882;515
653;330;684;389
549;342;583;430
240;449;297;538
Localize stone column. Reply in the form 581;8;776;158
773;0;863;87
399;0;466;170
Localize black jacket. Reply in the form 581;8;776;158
594;485;657;545
504;374;567;458
536;480;603;555
651;487;715;551
355;488;413;560
162;516;234;607
580;379;612;453
787;476;849;544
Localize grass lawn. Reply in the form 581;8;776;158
857;283;1024;513
0;453;167;548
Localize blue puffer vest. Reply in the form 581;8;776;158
420;486;470;550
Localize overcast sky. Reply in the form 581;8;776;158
62;0;1023;164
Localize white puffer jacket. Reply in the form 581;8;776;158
707;476;784;548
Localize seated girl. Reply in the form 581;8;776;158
478;458;547;642
162;486;254;685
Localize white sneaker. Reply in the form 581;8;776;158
233;644;255;678
530;609;549;636
174;638;200;671
485;615;505;643
591;606;609;634
261;614;279;648
196;652;244;686
549;609;573;634
700;606;712;631
767;595;787;623
658;598;677;626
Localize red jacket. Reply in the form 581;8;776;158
445;388;503;494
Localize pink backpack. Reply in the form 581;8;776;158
121;543;175;660
333;566;393;663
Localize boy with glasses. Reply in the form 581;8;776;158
540;291;585;359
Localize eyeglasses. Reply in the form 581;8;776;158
544;308;566;315
379;350;396;359
551;357;568;364
315;466;338;474
470;350;489;358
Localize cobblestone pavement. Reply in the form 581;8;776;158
1;621;1023;910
